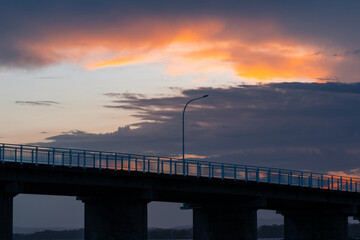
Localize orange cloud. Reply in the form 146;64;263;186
10;16;338;82
87;56;144;70
328;170;360;179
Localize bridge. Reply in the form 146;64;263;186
0;143;360;240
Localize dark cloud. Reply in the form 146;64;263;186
103;92;146;99
15;101;60;106
316;77;339;82
38;76;61;80
43;82;360;173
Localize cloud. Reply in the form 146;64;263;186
1;1;360;81
42;82;360;174
38;76;61;80
15;101;60;106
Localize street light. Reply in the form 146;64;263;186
182;95;209;162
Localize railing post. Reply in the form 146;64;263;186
321;174;323;189
278;169;281;184
170;158;172;176
14;148;17;163
135;158;137;171
356;182;358;192
331;176;334;190
221;164;224;180
245;166;248;182
115;153;117;171
301;172;304;187
20;145;23;164
106;155;109;169
148;157;150;173
209;162;211;179
69;149;72;168
53;148;56;167
289;171;292;185
183;159;186;177
47;151;50;165
256;167;259;183
309;173;312;188
350;178;353;192
121;156;124;171
234;165;237;181
83;150;86;169
1;144;4;163
267;169;271;183
337;179;340;190
93;154;96;168
157;157;160;174
77;153;80;167
340;177;343;191
99;152;102;170
197;161;200;178
161;160;164;174
143;156;146;173
121;156;124;170
35;147;38;166
31;149;34;164
346;181;348;191
128;154;131;172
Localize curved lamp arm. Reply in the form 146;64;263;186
182;95;209;161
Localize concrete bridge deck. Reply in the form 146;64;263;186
0;143;359;240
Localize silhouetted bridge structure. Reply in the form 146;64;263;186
1;143;360;240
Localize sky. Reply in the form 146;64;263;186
2;0;360;229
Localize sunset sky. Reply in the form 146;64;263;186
2;0;360;229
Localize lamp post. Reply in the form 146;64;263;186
182;95;209;163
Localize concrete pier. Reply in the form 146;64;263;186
283;209;348;240
193;205;257;240
0;194;13;240
82;196;148;240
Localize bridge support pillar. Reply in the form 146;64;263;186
82;196;148;240
0;194;13;240
193;205;257;240
283;209;348;240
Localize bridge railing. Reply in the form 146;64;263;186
0;143;358;193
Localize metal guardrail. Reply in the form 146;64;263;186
0;143;359;193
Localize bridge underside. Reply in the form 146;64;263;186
1;195;352;240
0;163;359;240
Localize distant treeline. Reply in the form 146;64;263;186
257;223;360;239
14;229;84;240
148;228;192;239
12;223;360;239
